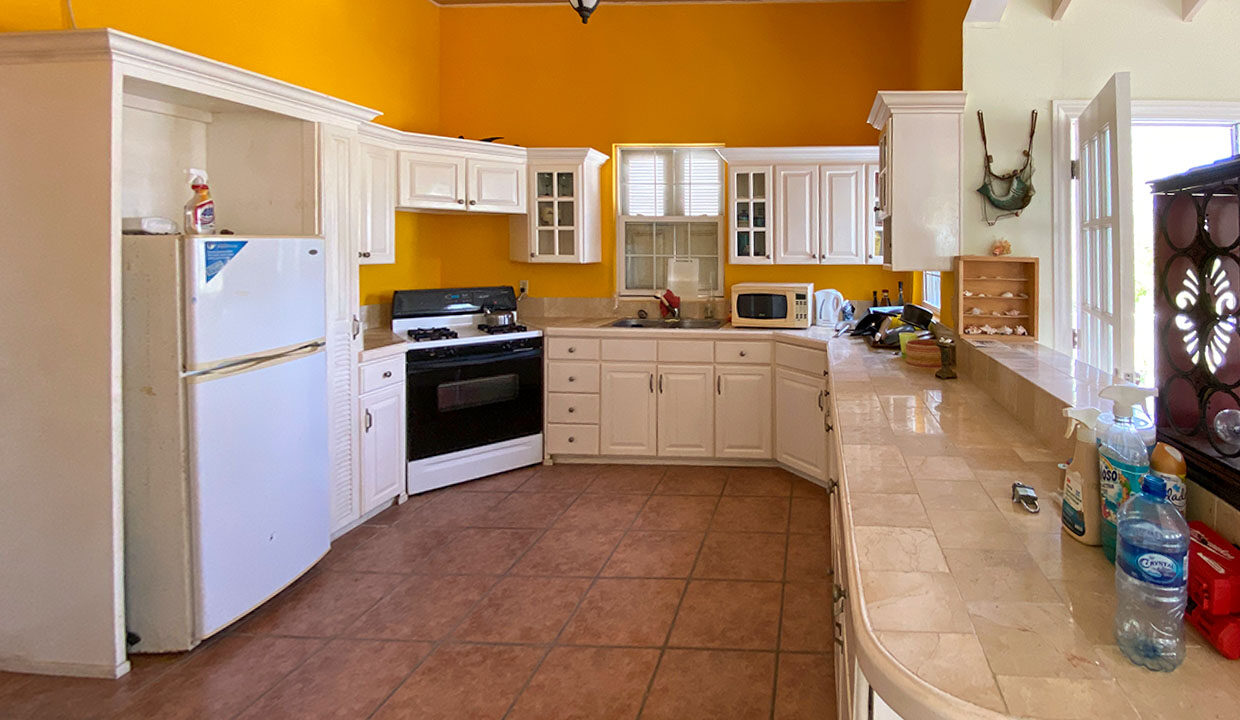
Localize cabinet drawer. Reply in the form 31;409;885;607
602;338;657;361
547;337;600;360
714;340;772;365
547;393;600;424
547;361;600;393
658;339;714;363
359;355;404;394
546;423;599;455
775;342;827;376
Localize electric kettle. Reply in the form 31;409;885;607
814;289;844;326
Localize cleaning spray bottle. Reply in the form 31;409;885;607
1062;407;1103;545
1098;384;1159;563
184;168;215;234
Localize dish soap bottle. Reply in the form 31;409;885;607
184;168;215;234
1150;442;1188;517
1098;384;1158;563
1062;407;1103;545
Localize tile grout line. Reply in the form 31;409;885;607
499;467;670;720
769;491;794;720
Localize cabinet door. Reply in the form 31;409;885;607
398;151;466;210
715;365;772;459
600;362;657;456
530;166;581;262
864;162;882;265
358;384;405;515
820;165;863;264
729;165;773;264
830;485;853;720
358;142;396;265
657;364;714;457
467;158;527;213
775;166;820;264
774;367;826;479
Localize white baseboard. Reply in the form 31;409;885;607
0;655;131;679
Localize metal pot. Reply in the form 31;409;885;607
482;309;517;327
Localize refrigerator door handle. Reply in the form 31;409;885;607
184;341;325;380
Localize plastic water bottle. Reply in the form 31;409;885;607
1114;475;1188;672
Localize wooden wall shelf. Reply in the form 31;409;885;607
955;255;1039;341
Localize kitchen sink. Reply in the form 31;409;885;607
608;317;723;329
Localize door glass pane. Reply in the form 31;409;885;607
557;172;574;198
738;231;751;257
538;229;555;255
536;172;554;198
626;256;655;290
737;202;750;228
736;173;750;199
625;223;654;255
754;230;766;257
538;201;554;227
438;374;519;412
558;200;574;227
753;201;766;228
558;229;574;256
753;173;766;199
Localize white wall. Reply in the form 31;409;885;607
963;0;1240;346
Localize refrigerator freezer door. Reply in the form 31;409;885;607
189;350;330;638
185;236;326;368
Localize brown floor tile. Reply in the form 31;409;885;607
774;653;836;720
641;649;775;720
669;580;782;650
460;466;538;492
791;477;828;497
361;501;407;527
785;533;832;581
519;464;601;493
111;635;323;720
415;528;540;575
318;525;384;569
477;492;577;528
240;570;403;638
632;495;717;531
723;467;794;496
554;493;647;531
602;531;704;578
789;498;829;534
324;525;454;574
693;532;787;581
654;466;727;496
560;578;684;646
511;529;624;576
508;646;660;720
403;491;509;527
372;644;542;720
712;496;790;533
780;581;832;652
0;654;180;720
453;576;591;643
587;464;667;494
343;574;496;641
235;639;430;720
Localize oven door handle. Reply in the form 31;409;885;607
406;347;542;372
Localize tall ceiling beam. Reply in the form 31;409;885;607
1183;0;1209;21
1051;0;1074;21
964;0;1009;26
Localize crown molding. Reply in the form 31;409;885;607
867;91;968;129
717;145;878;164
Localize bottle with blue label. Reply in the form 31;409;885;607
1114;474;1188;672
1098;384;1157;563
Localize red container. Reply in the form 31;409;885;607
1188;521;1240;617
1186;601;1240;660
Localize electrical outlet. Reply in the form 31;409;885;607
518;280;529;296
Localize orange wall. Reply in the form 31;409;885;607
362;2;922;305
0;0;441;131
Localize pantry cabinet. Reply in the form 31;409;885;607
600;362;658;456
357;140;396;264
511;148;608;264
656;364;715;457
715;365;773;459
775;366;827;480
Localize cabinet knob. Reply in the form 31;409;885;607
568;407;575;413
568;376;576;382
530;252;536;258
739;350;747;357
382;370;392;378
765;254;771;259
568;346;576;353
359;251;372;258
568;436;576;443
469;199;477;206
457;198;465;205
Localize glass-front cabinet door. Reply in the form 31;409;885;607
531;166;579;262
729;165;773;264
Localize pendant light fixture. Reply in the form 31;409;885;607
569;0;599;24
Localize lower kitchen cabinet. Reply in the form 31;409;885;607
656;364;714;457
714;365;772;459
599;362;658;456
357;363;406;516
775;366;827;479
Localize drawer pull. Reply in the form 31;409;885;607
568;376;576;382
568;436;575;443
568;407;576;413
568;346;576;353
382;370;392;378
739;350;747;357
716;376;722;395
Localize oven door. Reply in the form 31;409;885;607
406;344;543;460
735;292;791;322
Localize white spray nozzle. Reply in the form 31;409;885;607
1099;383;1157;419
1064;407;1102;439
187;168;209;185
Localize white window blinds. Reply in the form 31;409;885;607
620;148;722;217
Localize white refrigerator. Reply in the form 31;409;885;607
122;234;330;653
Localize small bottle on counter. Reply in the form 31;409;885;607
872;290;878;307
897;281;905;305
881;289;891;306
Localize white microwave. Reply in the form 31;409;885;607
731;282;814;328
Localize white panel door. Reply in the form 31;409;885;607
715;365;773;459
358;384;405;515
729;165;774;264
820;165;864;264
776;166;820;264
657;364;714;457
358;142;396;265
600;362;657;456
398;151;466;210
775;367;826;480
1075;72;1135;380
468;158;527;213
190;351;330;637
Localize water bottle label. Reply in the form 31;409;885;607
1117;539;1186;588
1100;455;1147;524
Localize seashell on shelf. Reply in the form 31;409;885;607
1015;325;1028;336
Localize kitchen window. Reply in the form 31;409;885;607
921;270;942;311
617;146;725;297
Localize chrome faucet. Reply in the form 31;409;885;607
651;294;680;319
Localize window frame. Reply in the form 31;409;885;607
921;270;942;312
614;145;727;299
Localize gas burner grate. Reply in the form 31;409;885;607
408;327;459;342
477;324;529;335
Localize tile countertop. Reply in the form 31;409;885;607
825;337;1240;720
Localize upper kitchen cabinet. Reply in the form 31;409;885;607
356;131;397;265
718;147;880;266
510;148;608;264
867;91;967;272
396;133;527;214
